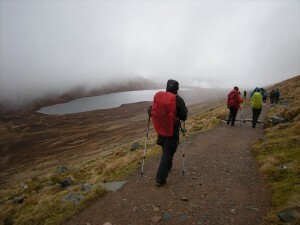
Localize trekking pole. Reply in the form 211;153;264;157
141;114;150;177
180;121;186;176
240;107;243;126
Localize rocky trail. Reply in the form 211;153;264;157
64;104;272;225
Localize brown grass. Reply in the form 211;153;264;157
0;98;227;225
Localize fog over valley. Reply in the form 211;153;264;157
1;0;300;109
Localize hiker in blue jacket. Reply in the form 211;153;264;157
148;79;188;186
261;88;267;103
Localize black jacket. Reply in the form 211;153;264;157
172;94;188;141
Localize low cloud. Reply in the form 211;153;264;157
1;0;299;105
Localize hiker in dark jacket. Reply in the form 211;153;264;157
148;79;188;186
270;89;275;104
274;88;280;104
270;88;280;104
227;86;243;126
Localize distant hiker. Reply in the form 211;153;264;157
270;89;275;104
274;88;280;104
250;87;260;98
270;88;280;104
226;86;243;126
243;90;247;98
148;79;188;187
251;88;263;128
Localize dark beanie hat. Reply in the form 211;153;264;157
234;86;239;91
166;79;179;94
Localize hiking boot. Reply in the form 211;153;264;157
155;180;165;187
227;120;230;125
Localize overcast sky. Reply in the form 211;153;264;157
1;0;300;105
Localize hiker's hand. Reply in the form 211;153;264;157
147;106;152;117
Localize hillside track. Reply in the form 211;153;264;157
65;103;272;225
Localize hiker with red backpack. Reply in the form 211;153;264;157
148;79;188;187
227;86;243;126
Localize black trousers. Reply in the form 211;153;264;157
156;136;178;184
227;107;238;125
252;108;262;127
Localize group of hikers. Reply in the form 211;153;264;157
227;86;280;127
145;79;280;187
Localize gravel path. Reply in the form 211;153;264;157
65;103;272;225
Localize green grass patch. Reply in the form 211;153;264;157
252;75;300;225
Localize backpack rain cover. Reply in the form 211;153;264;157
151;91;176;137
227;90;239;108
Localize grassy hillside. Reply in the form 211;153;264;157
1;75;298;225
253;75;300;225
0;98;227;225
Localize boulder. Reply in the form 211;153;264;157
82;183;93;192
278;207;300;222
63;193;83;204
270;115;287;125
13;196;24;204
56;166;68;173
60;177;73;187
130;142;141;151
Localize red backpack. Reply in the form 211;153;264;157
151;91;177;137
227;90;239;108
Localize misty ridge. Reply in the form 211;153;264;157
0;76;164;114
0;74;230;118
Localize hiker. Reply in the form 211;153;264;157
243;90;247;98
270;88;280;104
250;87;260;98
261;88;267;103
270;89;275;104
251;88;263;128
148;79;188;186
274;88;280;104
227;86;243;126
